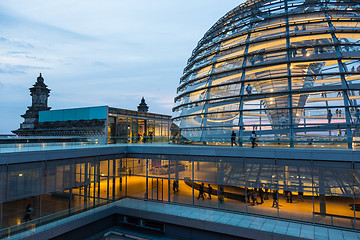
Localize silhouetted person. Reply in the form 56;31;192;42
251;131;257;148
246;188;251;202
298;185;304;202
197;183;205;200
289;191;293;203
128;168;132;176
219;186;224;202
231;131;238;147
149;132;153;143
355;109;360;123
250;190;257;205
327;110;333;123
259;188;264;204
143;134;147;143
272;190;278;208
173;181;177;194
246;84;253;94
264;188;269;200
23;204;33;222
208;184;213;199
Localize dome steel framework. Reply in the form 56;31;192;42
172;0;360;148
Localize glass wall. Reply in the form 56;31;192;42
108;116;171;144
0;155;126;231
1;153;359;232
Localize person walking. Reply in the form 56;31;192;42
355;109;360;123
208;184;213;199
264;188;269;200
259;188;264;204
197;183;205;200
327;110;333;123
219;186;224;203
173;181;177;194
246;84;253;94
272;190;278;208
23;204;33;222
231;131;238;147
250;131;258;148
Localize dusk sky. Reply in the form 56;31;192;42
0;1;243;134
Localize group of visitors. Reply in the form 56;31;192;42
197;183;213;200
135;132;154;143
231;131;258;148
335;109;342;117
246;188;280;207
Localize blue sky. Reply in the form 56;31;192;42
0;1;242;134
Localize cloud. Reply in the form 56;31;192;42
0;37;34;48
0;0;244;134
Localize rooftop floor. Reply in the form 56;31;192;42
10;198;360;240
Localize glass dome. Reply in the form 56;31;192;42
172;0;360;148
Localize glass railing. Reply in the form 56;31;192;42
0;136;172;153
0;199;122;239
0;135;358;153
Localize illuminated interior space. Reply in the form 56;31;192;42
1;145;360;238
35;106;172;143
172;0;360;148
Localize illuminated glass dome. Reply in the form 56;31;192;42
172;0;360;148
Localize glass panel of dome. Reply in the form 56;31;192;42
179;106;205;118
343;59;360;72
220;35;247;50
332;21;360;30
248;78;288;94
345;74;360;85
178;116;201;129
290;34;333;47
335;33;360;43
252;18;285;31
209;85;241;99
189;66;212;81
211;73;242;86
290;60;340;77
288;13;326;24
255;50;287;65
217;46;245;62
186;55;216;74
248;39;286;55
289;22;329;33
244;64;287;80
249;28;286;43
203;112;239;127
213;58;244;74
207;104;240;114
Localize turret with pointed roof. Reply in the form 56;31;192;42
137;97;149;113
13;73;51;135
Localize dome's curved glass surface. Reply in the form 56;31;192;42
173;0;360;148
